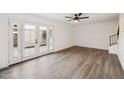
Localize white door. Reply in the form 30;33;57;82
38;26;49;55
22;24;54;60
22;23;38;60
38;26;54;55
9;20;22;65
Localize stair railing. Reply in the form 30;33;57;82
109;34;118;46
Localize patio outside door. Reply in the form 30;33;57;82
9;20;53;65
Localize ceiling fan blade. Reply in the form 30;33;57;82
79;16;89;19
65;16;73;18
78;13;82;16
67;19;73;21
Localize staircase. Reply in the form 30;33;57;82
109;27;119;54
109;34;118;54
109;28;119;54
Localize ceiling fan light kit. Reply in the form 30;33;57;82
74;19;79;23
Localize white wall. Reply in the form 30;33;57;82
118;14;124;69
0;14;9;68
0;13;75;69
75;21;118;50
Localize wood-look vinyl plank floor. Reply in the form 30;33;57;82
0;46;124;79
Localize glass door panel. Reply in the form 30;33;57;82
39;26;48;54
23;24;36;57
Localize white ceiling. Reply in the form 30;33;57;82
34;13;119;25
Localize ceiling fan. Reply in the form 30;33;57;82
65;13;89;23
